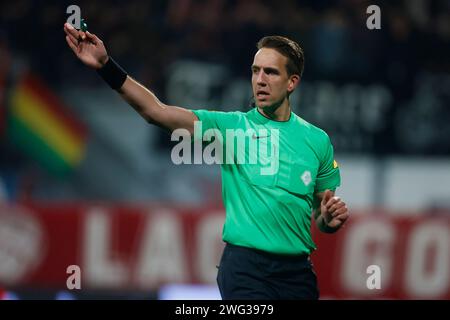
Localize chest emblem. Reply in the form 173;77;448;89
301;170;312;186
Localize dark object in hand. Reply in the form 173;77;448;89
80;19;88;32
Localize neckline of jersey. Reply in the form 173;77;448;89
252;107;296;128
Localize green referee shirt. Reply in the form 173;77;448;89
191;107;341;255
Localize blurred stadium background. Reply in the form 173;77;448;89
0;0;449;300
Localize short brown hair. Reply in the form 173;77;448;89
256;36;304;78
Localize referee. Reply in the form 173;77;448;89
64;23;349;300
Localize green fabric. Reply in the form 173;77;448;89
192;107;341;255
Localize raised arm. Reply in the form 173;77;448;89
313;189;349;233
63;22;197;134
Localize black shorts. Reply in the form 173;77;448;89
217;243;319;300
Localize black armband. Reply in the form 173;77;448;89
96;56;127;90
322;224;338;233
320;218;338;233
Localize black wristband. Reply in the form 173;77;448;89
321;218;338;233
96;56;127;90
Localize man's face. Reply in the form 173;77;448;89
251;48;296;109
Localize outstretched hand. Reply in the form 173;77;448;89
320;189;349;229
64;23;108;69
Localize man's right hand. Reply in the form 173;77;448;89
64;23;109;69
64;22;198;134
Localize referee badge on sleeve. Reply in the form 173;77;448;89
333;159;339;169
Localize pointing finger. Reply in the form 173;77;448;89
64;23;80;38
85;31;98;45
66;34;78;48
65;35;78;53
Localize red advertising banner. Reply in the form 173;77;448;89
0;203;448;299
312;213;450;299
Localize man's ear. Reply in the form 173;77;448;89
287;74;300;93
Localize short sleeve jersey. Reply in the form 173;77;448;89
191;108;340;255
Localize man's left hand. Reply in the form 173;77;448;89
320;189;349;229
